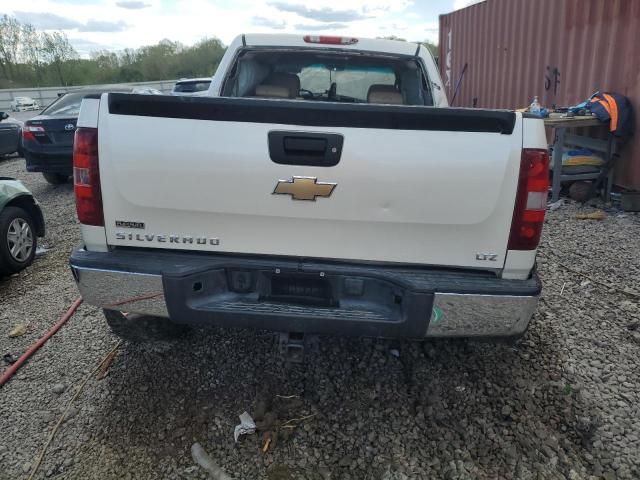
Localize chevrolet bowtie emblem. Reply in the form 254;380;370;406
273;176;337;201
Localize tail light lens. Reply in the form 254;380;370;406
73;127;104;226
303;35;358;45
508;148;550;250
22;125;45;142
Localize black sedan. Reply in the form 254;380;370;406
21;88;130;184
0;112;23;157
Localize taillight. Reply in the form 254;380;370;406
73;127;104;226
303;35;358;45
22;125;45;142
508;149;550;250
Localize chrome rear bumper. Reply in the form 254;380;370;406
429;293;537;337
71;249;539;339
73;267;168;318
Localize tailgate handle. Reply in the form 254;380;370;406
269;131;343;167
284;137;326;155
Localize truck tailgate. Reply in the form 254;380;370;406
98;94;522;270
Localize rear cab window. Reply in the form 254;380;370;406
221;48;433;106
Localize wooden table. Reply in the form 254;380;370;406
543;116;612;202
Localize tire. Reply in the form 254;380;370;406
42;172;69;184
0;206;37;276
103;309;189;343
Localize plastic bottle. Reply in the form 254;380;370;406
530;96;541;114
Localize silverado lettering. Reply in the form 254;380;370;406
115;232;219;245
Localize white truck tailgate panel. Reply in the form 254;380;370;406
99;104;523;269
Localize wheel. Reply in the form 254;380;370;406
0;206;37;275
103;309;190;343
42;172;69;184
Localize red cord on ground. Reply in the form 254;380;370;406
0;297;83;387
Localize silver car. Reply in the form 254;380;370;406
10;96;40;112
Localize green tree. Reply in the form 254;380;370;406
40;31;77;85
0;15;227;88
175;38;225;77
19;23;44;85
137;39;181;80
0;15;22;80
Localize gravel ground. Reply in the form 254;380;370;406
1;156;639;480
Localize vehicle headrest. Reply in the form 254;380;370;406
265;72;300;98
255;84;291;99
367;84;403;105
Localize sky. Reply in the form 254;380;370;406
1;0;481;57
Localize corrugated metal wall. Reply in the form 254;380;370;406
439;0;640;190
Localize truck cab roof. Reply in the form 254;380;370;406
242;33;422;57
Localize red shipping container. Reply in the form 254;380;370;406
439;0;640;190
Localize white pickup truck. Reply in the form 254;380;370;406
70;34;548;342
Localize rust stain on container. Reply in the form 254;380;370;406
440;0;640;190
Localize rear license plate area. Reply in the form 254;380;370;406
265;274;334;307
